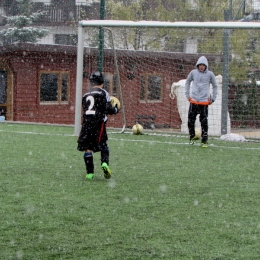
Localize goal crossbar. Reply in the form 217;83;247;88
74;20;260;136
79;20;260;29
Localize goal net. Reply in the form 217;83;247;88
75;20;260;141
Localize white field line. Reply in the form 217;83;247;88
1;129;260;150
0;129;73;137
109;138;260;150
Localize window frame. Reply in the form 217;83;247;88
103;72;118;97
39;71;70;105
140;74;163;103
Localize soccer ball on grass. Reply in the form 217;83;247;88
132;124;144;135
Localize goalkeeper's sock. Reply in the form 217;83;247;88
84;152;94;174
101;147;109;166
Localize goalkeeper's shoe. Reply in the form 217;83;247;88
189;137;195;145
101;162;112;179
86;173;94;180
201;142;208;148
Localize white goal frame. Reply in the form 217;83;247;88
74;20;260;136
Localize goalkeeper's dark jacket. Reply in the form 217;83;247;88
82;87;117;123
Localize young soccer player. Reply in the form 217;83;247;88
185;56;218;148
77;71;119;179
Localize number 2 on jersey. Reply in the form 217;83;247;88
85;96;95;115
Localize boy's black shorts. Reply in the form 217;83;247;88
77;119;108;152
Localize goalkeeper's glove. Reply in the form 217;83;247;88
114;107;120;114
115;103;120;113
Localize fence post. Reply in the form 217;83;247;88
221;10;231;135
98;0;105;72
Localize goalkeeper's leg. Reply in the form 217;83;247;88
199;105;209;145
101;147;112;179
101;146;109;165
84;151;94;179
188;104;197;144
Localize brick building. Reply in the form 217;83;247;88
0;43;221;129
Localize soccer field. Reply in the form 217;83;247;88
1;123;260;259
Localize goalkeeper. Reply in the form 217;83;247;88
77;71;119;180
185;56;218;148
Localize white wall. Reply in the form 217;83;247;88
0;7;6;16
75;0;100;4
253;0;260;11
31;0;100;5
187;0;198;10
36;26;76;45
32;0;51;4
184;37;198;54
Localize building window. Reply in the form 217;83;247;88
103;72;117;96
0;71;7;104
140;75;162;101
0;70;7;117
40;71;69;104
54;34;77;45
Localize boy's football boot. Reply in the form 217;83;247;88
86;173;94;180
189;138;195;145
101;162;112;179
201;143;208;148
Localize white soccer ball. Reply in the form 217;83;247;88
194;128;201;140
132;124;144;135
110;96;121;110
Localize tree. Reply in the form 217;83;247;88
0;0;49;44
105;0;232;51
104;0;260;82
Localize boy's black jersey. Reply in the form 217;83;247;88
82;87;116;122
77;87;117;152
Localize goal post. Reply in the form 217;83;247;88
74;20;260;140
74;23;85;137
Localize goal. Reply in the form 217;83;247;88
74;20;260;141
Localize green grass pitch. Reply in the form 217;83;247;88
1;123;260;259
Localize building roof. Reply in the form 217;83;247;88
0;43;225;63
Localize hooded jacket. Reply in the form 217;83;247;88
185;56;218;105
